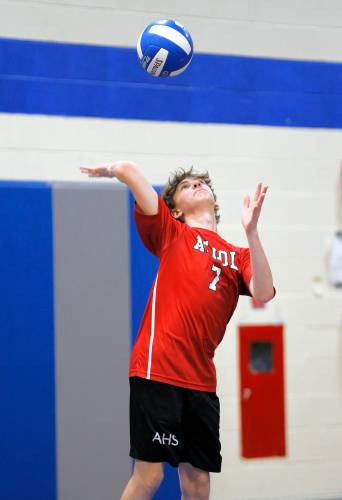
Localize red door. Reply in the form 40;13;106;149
238;324;286;458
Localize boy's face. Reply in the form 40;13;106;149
172;176;216;220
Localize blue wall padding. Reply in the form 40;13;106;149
0;181;56;500
128;190;181;499
1;37;342;128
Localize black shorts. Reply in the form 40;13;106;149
129;376;222;473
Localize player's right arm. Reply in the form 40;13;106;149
80;161;158;215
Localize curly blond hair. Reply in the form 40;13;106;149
161;166;220;224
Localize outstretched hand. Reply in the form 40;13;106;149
80;164;115;178
242;183;268;235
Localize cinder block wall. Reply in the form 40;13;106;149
0;1;341;499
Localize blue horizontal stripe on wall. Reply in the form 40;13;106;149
0;181;56;500
1;37;342;128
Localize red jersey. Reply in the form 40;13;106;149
129;195;252;392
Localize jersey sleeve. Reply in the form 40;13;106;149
238;247;253;296
134;195;183;257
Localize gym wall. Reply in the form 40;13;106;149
0;1;341;499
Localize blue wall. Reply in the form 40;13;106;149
1;37;342;128
0;182;56;500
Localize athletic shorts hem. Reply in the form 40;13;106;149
129;451;221;473
129;450;178;468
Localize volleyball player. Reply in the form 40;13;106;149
80;161;275;500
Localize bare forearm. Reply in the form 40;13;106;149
246;229;274;302
80;161;158;215
109;161;158;215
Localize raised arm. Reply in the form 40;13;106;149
242;182;275;302
80;161;158;215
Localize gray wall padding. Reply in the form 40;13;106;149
53;183;130;500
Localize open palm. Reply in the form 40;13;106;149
242;183;268;234
80;163;118;178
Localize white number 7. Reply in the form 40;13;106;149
209;264;221;291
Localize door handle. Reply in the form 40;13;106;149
242;387;252;400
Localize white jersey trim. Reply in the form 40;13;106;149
146;273;158;379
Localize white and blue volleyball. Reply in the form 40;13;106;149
137;20;194;77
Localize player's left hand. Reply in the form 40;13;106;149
242;183;268;235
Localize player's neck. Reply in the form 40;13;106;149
185;211;217;233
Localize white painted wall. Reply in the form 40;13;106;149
1;113;341;499
1;1;342;499
1;0;342;61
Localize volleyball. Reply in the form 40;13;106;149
137;19;194;77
